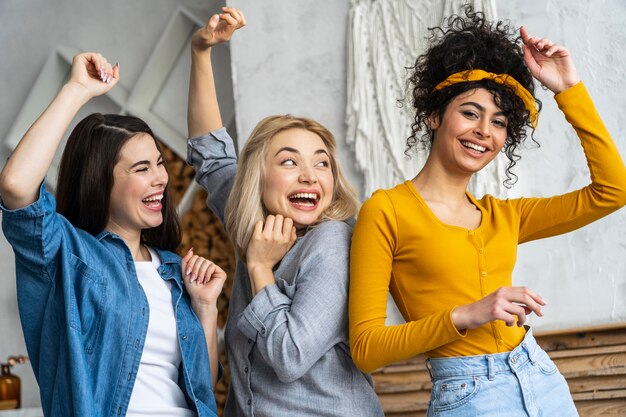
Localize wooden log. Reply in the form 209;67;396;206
373;370;431;393
568;374;626;393
576;399;626;416
378;390;430;413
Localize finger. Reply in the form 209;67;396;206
282;217;294;236
522;44;541;77
519;26;531;44
508;304;528;327
207;13;220;30
237;9;247;26
272;214;285;235
252;220;264;239
192;258;211;283
535;38;554;51
182;247;194;273
263;215;276;235
220;12;238;26
196;260;216;285
187;254;203;281
545;44;562;57
290;226;297;244
227;7;245;26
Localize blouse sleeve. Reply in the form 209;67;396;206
186;127;238;223
514;82;626;243
349;191;465;373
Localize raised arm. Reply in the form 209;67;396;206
182;249;227;388
188;7;246;138
0;53;118;209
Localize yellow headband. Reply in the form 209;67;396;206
434;69;538;128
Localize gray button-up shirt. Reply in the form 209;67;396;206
187;128;383;417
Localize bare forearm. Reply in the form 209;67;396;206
0;82;90;209
191;302;220;388
188;49;223;138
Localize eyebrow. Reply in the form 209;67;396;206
128;154;163;169
274;147;329;157
460;101;506;116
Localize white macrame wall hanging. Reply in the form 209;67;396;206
346;0;508;200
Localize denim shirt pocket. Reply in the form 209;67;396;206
68;254;108;354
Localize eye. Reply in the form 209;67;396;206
492;118;508;128
134;167;149;173
281;158;296;166
462;110;478;119
316;160;330;168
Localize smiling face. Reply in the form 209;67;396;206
261;128;335;230
106;133;168;238
430;88;508;176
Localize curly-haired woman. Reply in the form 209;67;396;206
349;8;626;416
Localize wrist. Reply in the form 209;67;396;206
191;46;213;61
191;300;219;316
61;82;93;106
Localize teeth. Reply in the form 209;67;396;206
289;192;318;200
461;141;486;153
142;194;163;202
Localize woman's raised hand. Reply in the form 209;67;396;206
520;26;580;94
182;248;227;307
452;286;547;331
192;7;246;53
68;52;119;99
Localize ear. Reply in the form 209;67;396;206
428;113;440;130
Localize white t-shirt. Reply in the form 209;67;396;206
126;247;196;417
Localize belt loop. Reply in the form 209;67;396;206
425;359;434;381
487;355;495;381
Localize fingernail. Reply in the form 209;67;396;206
185;267;192;276
191;273;196;281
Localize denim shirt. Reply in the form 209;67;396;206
187;128;383;417
1;183;219;417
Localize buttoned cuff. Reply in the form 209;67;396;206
186;127;236;165
237;284;292;340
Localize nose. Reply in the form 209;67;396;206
153;164;168;187
298;167;318;184
473;118;491;139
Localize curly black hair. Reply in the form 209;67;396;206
406;6;541;187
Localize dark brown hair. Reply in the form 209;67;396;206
56;113;181;251
407;6;541;186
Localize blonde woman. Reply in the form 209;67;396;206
185;7;384;417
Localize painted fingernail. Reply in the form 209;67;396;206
185;267;192;276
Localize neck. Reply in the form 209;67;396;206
105;223;149;261
412;158;472;204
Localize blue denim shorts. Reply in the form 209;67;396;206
426;328;578;417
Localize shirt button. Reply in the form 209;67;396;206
248;339;252;344
127;372;132;381
247;399;252;405
244;366;249;373
182;335;187;341
481;271;487;277
497;340;503;345
479;248;484;254
135;339;140;348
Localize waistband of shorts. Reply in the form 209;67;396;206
426;327;540;379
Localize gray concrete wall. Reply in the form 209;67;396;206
1;0;625;410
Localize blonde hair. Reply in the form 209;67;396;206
224;115;359;260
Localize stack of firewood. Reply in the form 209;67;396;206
162;143;236;415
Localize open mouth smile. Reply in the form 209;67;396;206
461;140;487;154
288;192;320;209
142;193;163;210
